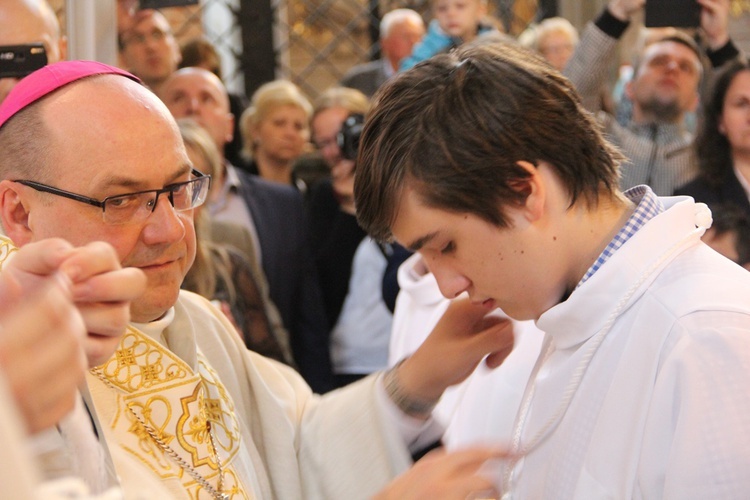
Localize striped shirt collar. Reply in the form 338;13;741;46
577;185;664;289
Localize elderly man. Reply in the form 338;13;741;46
564;0;738;195
0;60;512;499
0;0;66;104
340;8;425;97
118;8;181;95
159;67;335;392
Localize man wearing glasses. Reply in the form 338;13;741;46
118;8;181;96
0;60;511;499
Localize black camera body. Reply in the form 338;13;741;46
337;113;365;161
139;0;199;8
645;0;700;28
0;44;48;79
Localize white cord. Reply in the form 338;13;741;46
501;224;704;497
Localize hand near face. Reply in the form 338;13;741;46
62;241;147;367
0;239;87;433
4;239;147;367
698;0;730;49
373;446;504;500
331;159;356;214
396;297;515;406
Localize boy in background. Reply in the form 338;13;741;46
399;0;498;71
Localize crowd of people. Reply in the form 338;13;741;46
0;0;749;497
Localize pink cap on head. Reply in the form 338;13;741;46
0;60;141;130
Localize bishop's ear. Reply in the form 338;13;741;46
0;180;33;246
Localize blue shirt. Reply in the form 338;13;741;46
578;185;664;288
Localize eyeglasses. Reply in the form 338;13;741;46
646;54;700;76
121;28;171;48
15;169;211;225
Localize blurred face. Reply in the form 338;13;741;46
538;30;575;72
433;0;486;42
718;70;750;157
381;18;425;69
119;11;181;89
253;104;309;164
311;106;349;168
391;184;559;321
7;77;196;323
160;69;234;154
0;0;66;104
628;40;701;123
311;105;355;197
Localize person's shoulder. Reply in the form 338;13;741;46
175;290;314;406
307;178;338;210
238;170;304;201
673;175;719;202
342;60;383;79
656;241;750;311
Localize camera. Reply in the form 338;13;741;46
138;0;199;9
337;113;364;161
0;44;48;79
645;0;700;28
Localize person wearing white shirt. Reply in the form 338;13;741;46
356;41;750;499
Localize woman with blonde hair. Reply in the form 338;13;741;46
240;80;313;190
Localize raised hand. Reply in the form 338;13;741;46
0;240;88;433
698;0;730;49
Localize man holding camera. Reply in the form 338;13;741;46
564;0;738;196
0;0;66;105
307;87;395;389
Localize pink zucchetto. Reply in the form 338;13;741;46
0;60;140;130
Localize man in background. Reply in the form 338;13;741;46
0;0;66;104
341;8;425;97
118;8;181;95
564;0;736;195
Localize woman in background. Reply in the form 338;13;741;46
239;80;314;191
676;59;750;218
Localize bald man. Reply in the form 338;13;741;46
0;0;66;104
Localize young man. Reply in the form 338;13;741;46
355;42;750;498
0;60;512;499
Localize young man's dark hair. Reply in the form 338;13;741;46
355;42;624;241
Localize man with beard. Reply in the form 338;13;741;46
564;0;737;195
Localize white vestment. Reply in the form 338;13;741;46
462;198;750;498
391;198;750;498
86;291;421;499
